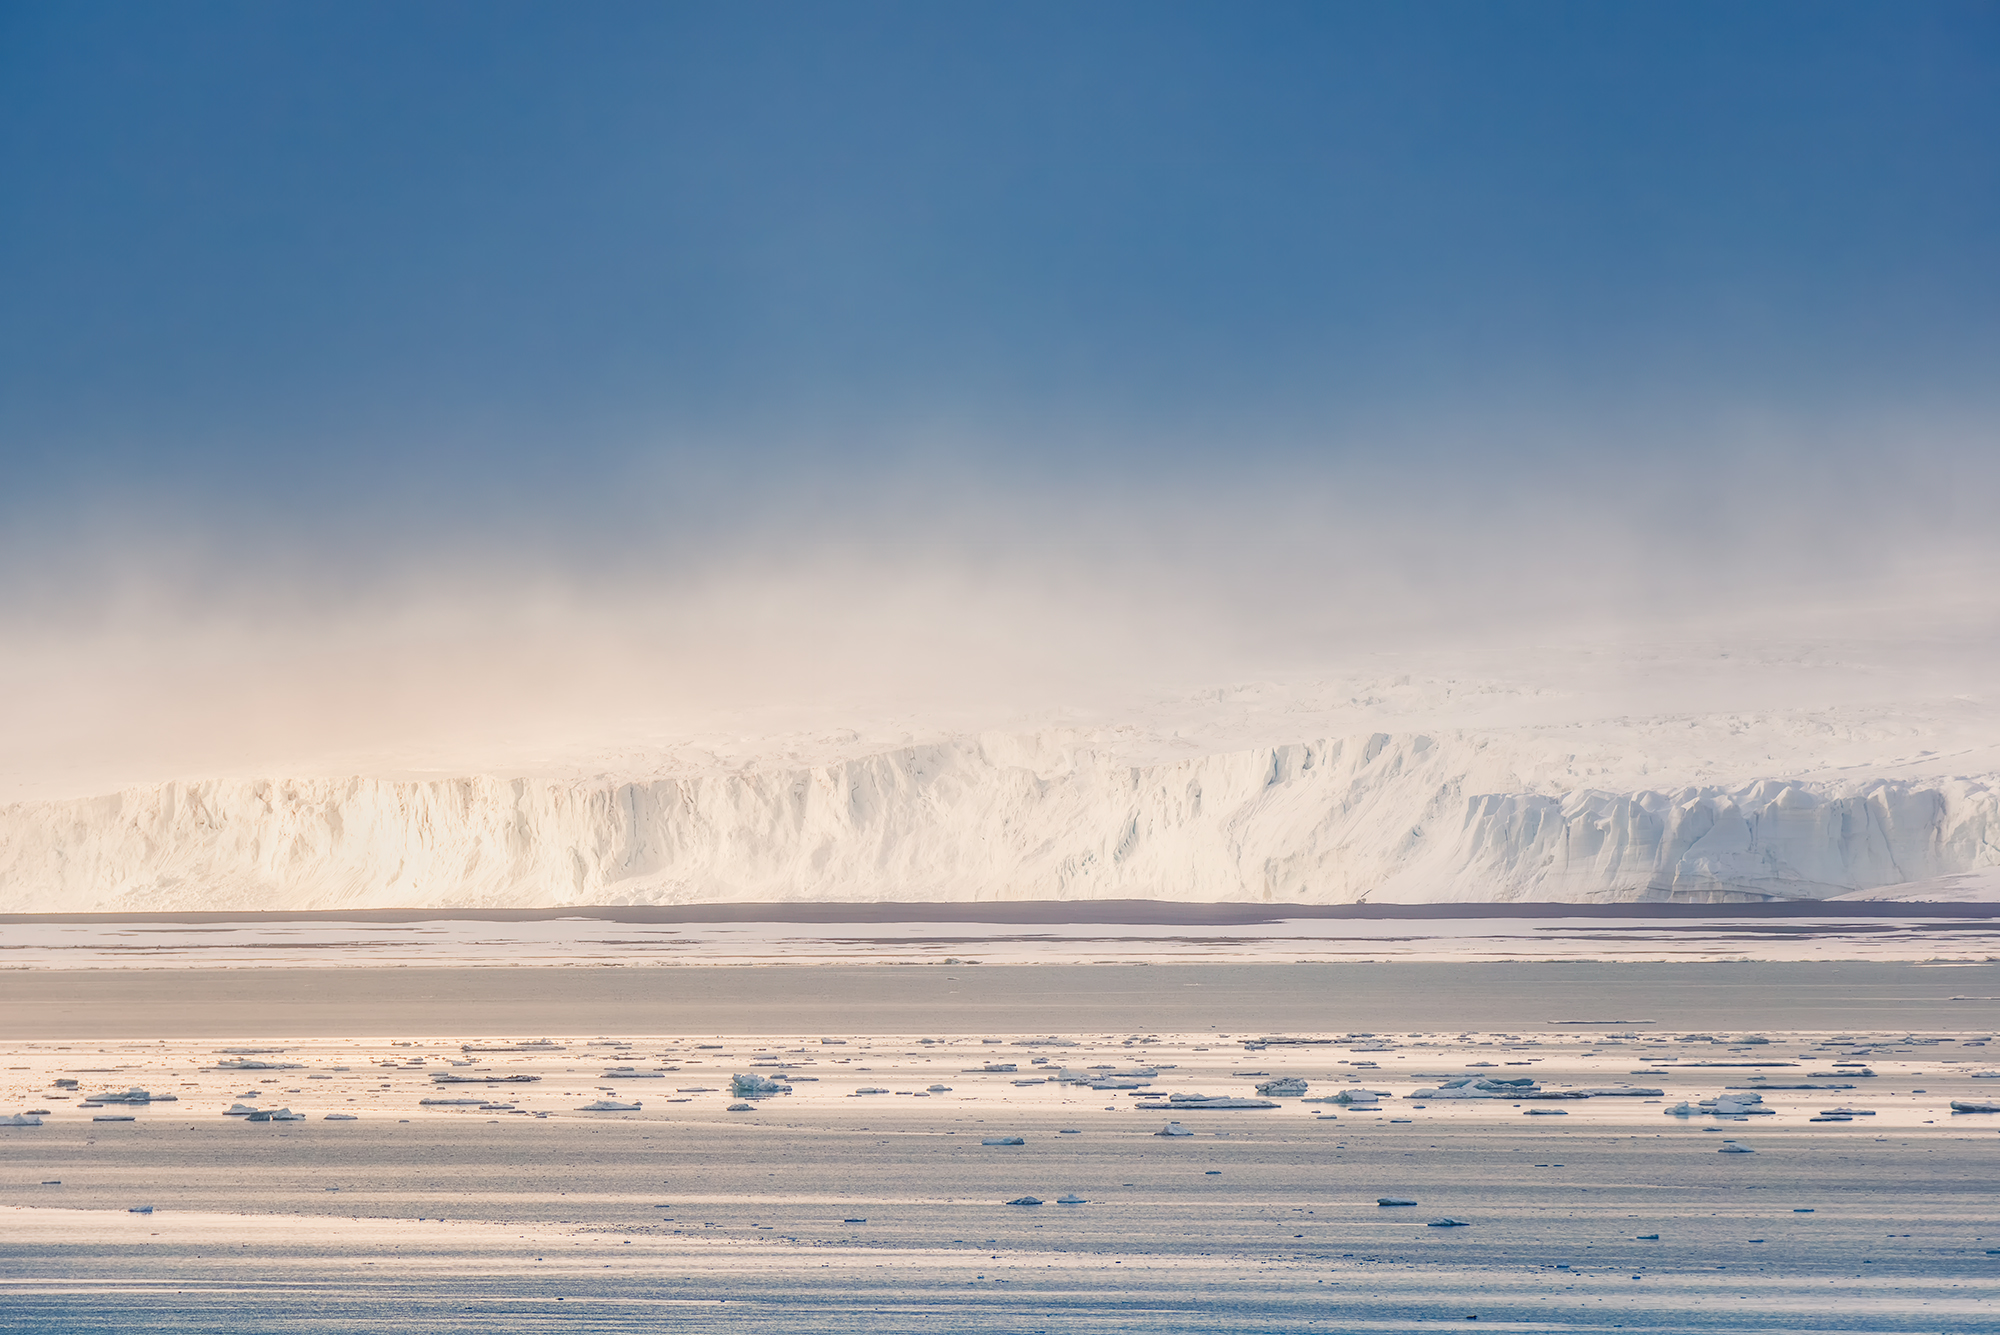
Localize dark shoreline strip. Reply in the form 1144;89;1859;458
1;898;1995;928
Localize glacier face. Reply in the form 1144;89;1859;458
4;730;1997;911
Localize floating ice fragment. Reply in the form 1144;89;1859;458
1006;1196;1042;1206
1428;1218;1470;1227
1057;1194;1086;1204
1378;1198;1417;1207
731;1073;790;1098
577;1100;642;1112
982;1136;1025;1146
1;1114;43;1126
1156;1122;1193;1136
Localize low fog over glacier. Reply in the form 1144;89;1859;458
8;624;1997;911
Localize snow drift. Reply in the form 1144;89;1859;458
3;730;1996;911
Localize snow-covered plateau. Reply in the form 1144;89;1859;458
5;633;1999;911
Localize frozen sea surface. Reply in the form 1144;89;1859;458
6;901;2000;970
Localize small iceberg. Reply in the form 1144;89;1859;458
1718;1142;1756;1153
2;1113;44;1126
927;1085;952;1092
91;1088;175;1104
1005;1196;1042;1206
1377;1198;1417;1207
1428;1218;1470;1227
1409;1077;1536;1100
430;1073;540;1085
1524;1109;1567;1116
1255;1078;1309;1097
223;1103;260;1116
129;1205;154;1214
982;1136;1025;1146
323;1114;357;1120
92;1114;136;1122
1156;1122;1193;1136
1951;1101;2000;1113
1056;1194;1086;1205
726;1102;754;1112
577;1099;642;1112
731;1073;791;1098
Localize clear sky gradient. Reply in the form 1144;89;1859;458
6;3;1995;517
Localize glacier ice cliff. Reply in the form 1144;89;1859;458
3;731;1997;911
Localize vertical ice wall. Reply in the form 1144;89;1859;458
1;732;1995;910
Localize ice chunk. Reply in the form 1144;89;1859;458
1377;1198;1418;1207
1;1114;43;1126
1428;1218;1470;1227
731;1073;790;1098
1006;1196;1043;1206
1056;1194;1086;1204
982;1136;1025;1146
1156;1121;1194;1136
430;1073;540;1084
1255;1078;1308;1097
577;1099;642;1111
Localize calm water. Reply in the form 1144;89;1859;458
2;964;1997;1330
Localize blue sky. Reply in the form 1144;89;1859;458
1;2;1998;790
4;1;1994;539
